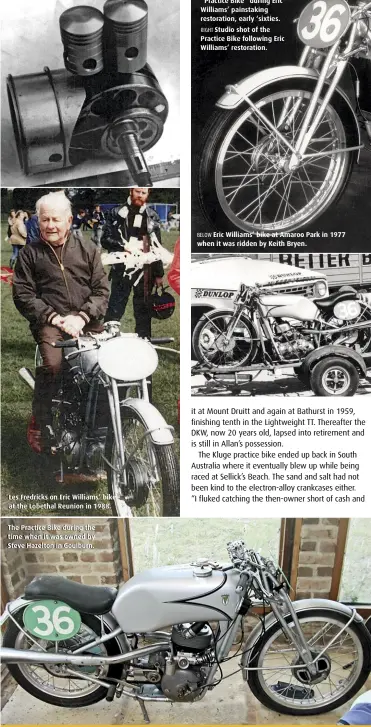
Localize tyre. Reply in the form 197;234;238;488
310;357;359;396
107;406;179;517
3;609;123;708
321;309;371;355
198;79;355;233
247;608;371;716
193;310;258;370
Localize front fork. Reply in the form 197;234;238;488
230;30;360;168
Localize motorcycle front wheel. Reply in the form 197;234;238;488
247;608;370;715
193;310;258;370
107;407;179;518
198;80;355;233
3;609;122;708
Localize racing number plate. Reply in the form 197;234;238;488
333;300;362;320
297;0;351;48
23;600;81;641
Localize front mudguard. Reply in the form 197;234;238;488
123;398;174;446
241;598;367;679
216;65;361;160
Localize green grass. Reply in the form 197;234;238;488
1;223;179;516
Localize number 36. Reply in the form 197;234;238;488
297;0;350;48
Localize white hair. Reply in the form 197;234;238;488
36;191;72;219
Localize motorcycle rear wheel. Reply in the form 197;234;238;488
107;407;179;517
247;608;370;715
198;80;356;233
193;309;258;370
3;610;122;708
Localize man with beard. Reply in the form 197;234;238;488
102;187;163;339
12;191;109;450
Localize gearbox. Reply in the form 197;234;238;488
7;1;168;185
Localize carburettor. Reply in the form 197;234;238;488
7;1;168;185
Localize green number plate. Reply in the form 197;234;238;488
23;600;81;641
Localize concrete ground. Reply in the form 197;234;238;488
2;663;371;725
191;365;371;397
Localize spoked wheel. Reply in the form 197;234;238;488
3;610;122;707
198;80;355;232
247;609;370;715
107;407;179;517
192;310;258;370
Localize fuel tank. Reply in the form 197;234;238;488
112;565;241;632
259;294;319;322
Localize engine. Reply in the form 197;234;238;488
127;624;213;702
272;319;314;360
51;373;107;472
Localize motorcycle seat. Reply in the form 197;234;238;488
25;576;117;615
315;287;358;311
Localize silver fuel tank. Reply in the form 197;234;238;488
112;565;241;632
259;294;319;322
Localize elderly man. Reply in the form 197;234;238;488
12;191;109;449
101;187;163;339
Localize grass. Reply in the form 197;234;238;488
1;223;179;516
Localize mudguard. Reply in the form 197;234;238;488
216;65;361;151
241;598;365;678
302;345;367;379
123;398;174;446
0;596;129;655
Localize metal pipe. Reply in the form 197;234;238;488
0;641;169;666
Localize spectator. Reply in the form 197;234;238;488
9;210;27;269
25;211;40;245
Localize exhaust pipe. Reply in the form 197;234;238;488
19;368;35;390
0;642;169;667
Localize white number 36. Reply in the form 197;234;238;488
298;0;350;48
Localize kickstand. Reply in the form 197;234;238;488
137;699;150;724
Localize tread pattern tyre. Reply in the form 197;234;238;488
247;608;371;716
310;357;359;396
3;610;123;708
107;407;179;517
197;79;356;233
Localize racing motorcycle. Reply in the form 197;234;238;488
2;540;370;719
19;323;179;518
192;284;371;395
197;0;371;232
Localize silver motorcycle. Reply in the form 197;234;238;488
19;324;179;518
1;540;370;719
198;0;371;232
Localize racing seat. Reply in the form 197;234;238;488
315;286;358;311
25;576;117;615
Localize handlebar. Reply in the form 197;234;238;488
236;572;250;593
52;339;79;349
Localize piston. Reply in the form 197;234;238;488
59;6;105;76
103;0;148;74
6;0;168;185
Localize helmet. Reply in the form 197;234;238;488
151;285;176;320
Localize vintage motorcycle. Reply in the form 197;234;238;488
197;0;371;232
1;540;370;719
19;323;179;518
192;284;371;395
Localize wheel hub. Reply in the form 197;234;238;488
252;135;289;176
292;651;331;685
124;459;150;508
